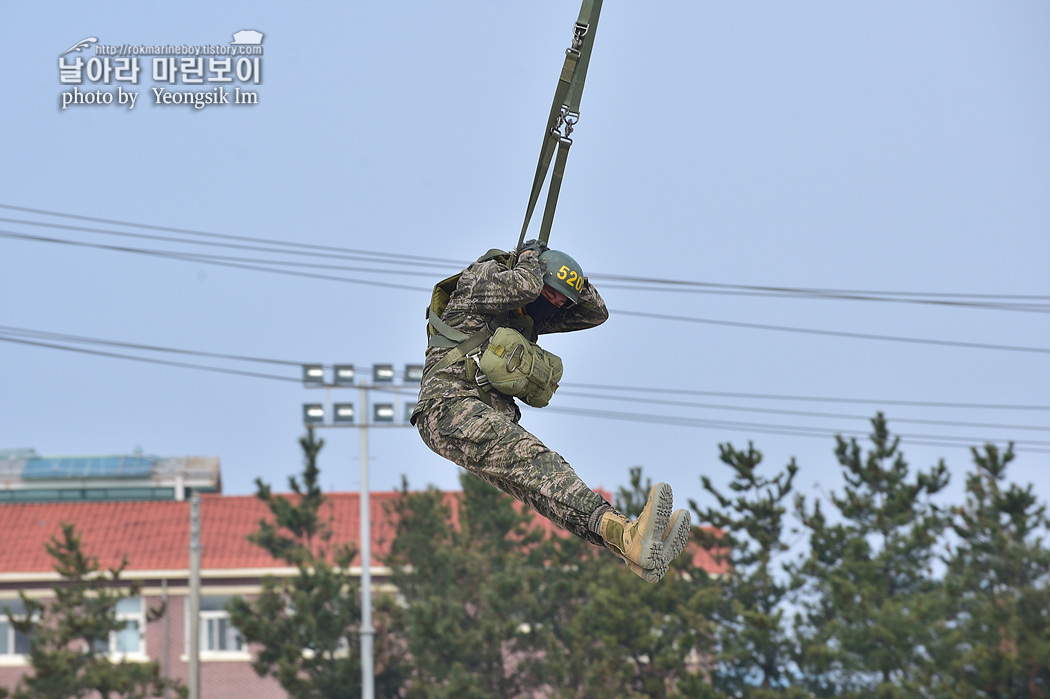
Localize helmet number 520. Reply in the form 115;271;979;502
557;265;584;292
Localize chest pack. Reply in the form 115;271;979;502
423;250;563;408
478;326;563;408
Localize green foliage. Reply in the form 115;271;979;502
792;413;951;697
385;472;551;699
386;466;718;699
227;426;406;699
933;443;1050;698
692;442;807;698
675;415;1049;698
200;415;1048;698
547;466;717;699
6;523;185;699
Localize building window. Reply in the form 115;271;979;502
0;599;32;657
197;596;243;653
90;596;145;656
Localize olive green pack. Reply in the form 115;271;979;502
479;326;563;408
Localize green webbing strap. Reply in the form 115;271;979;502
428;308;470;345
514;0;604;258
516;46;580;253
565;0;602;115
538;137;572;244
424;327;496;407
422;326;492;382
422;309;514;383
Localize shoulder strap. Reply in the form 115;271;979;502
428;308;469;346
421;253;522;381
423;326;492;380
422;311;515;383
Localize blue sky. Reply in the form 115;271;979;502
1;2;1047;520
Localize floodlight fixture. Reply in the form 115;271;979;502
404;364;424;383
303;403;325;424
333;364;356;386
302;364;325;386
333;403;355;424
373;364;395;383
373;403;395;423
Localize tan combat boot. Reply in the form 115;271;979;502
621;508;692;583
598;482;675;582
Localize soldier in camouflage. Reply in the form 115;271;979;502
411;241;691;583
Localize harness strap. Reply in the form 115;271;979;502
422;310;514;384
514;0;604;257
427;308;470;345
423;327;492;380
565;0;603;115
517;50;580;250
539;136;572;244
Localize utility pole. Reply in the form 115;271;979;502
358;382;375;699
302;362;421;699
188;492;201;699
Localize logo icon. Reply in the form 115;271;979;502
60;37;98;56
230;30;264;46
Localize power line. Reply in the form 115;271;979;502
594;280;1050;313
0;227;439;281
0;326;306;368
559;381;1050;412
0;204;463;268
0;229;434;293
541;406;1050;454
0;216;456;273
5;328;1046;451
4;202;1047;311
594;271;1050;302
8;324;1046;413
0;335;300;383
612;309;1050;355
555;389;1050;432
6;228;1049;355
0;326;403;375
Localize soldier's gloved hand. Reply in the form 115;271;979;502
519;239;548;257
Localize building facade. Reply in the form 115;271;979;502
0;492;411;699
0;449;221;503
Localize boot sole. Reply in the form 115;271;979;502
660;509;692;569
637;509;691;583
635;482;674;570
631;561;664;584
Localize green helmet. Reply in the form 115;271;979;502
539;248;585;304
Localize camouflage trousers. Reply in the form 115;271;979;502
415;396;608;545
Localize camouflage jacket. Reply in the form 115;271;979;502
412;250;609;422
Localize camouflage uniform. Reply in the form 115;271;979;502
411;250;610;544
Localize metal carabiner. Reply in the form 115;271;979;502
572;22;589;50
551;108;580;141
506;344;526;373
466;348;491;387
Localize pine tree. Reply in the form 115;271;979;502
7;524;185;699
384;471;551;699
226;426;406;699
934;443;1050;697
538;467;718;699
385;467;719;698
692;442;809;698
792;413;949;698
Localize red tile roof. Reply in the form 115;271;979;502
0;492;725;577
